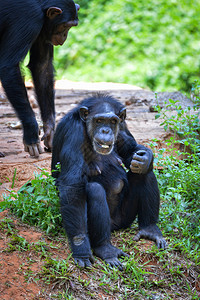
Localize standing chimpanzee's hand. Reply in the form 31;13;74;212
130;150;153;174
42;121;55;151
24;142;43;157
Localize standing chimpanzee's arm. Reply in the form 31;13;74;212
0;1;79;157
116;123;153;175
28;34;55;151
0;3;44;157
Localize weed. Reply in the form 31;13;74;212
4;234;29;252
11;168;17;189
39;256;73;287
151;84;200;264
0;217;16;234
50;290;74;299
2;169;63;235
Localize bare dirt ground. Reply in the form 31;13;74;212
0;81;198;299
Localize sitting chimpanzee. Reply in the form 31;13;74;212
0;0;79;157
51;94;167;270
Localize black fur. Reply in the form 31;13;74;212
52;94;166;269
0;0;79;156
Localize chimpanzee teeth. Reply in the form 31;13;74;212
101;145;109;148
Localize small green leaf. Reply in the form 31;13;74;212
155;113;161;119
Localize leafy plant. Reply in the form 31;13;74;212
20;0;200;92
150;83;200;263
2;169;62;235
52;0;200;92
39;256;73;285
154;99;200;156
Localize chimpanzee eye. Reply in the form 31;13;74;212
96;119;102;123
111;119;117;124
54;24;69;34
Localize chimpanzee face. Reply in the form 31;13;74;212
89;112;120;155
51;20;78;45
46;3;79;46
79;103;126;155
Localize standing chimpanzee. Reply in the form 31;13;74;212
52;94;167;270
0;0;79;157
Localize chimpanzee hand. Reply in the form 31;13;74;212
93;243;129;271
24;142;43;158
42;121;55;151
104;256;125;271
133;224;167;249
130;149;152;174
74;255;95;268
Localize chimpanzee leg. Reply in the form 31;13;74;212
29;38;55;150
87;182;110;246
59;184;93;268
120;171;167;249
87;182;128;270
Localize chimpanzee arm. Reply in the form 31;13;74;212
58;162;94;267
58;175;93;267
0;9;43;157
116;123;153;174
117;123;167;248
51;115;93;267
28;33;55;150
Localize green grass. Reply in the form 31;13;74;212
1;169;62;235
51;0;200;92
22;0;200;93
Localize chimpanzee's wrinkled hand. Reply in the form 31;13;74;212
74;255;95;268
104;256;124;271
24;142;43;157
93;243;129;271
133;224;167;249
42;121;55;151
103;248;129;271
130;150;152;174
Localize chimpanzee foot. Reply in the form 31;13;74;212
93;242;128;271
74;255;95;268
133;224;167;249
24;142;43;157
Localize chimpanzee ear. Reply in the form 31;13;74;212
79;106;89;122
47;7;63;20
118;107;126;122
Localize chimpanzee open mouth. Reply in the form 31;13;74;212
93;140;113;155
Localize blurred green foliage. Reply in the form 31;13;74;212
52;0;200;92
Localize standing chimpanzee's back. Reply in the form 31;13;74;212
52;94;167;269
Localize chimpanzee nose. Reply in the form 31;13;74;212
102;128;110;134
